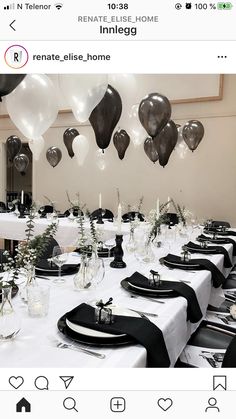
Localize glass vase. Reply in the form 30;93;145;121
0;285;21;340
20;265;37;302
126;230;137;253
74;254;92;290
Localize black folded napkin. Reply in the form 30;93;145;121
185;242;232;268
204;228;236;237
127;272;202;323
36;259;79;276
222;334;236;367
197;234;236;256
66;303;170;368
163;254;225;288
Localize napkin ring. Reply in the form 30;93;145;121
149;270;161;287
95;297;114;324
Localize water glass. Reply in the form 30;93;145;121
27;285;50;318
51;246;68;284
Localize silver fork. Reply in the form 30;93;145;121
51;339;106;359
130;294;165;304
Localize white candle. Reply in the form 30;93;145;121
99;193;102;209
21;190;24;204
156;198;160;220
117;203;122;234
167;196;171;212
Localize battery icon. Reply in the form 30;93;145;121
217;2;233;9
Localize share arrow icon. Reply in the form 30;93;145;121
59;376;74;389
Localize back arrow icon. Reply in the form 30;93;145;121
10;20;16;31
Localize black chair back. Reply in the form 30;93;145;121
122;211;145;222
91;209;114;220
37;237;59;261
64;208;83;217
39;205;54;215
212;220;231;228
165;212;179;226
0;249;9;271
0;202;6;213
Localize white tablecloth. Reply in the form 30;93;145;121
0;221;234;368
0;214;129;246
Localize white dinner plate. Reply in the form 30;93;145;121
66;306;140;339
127;281;173;293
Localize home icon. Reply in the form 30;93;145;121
16;398;31;413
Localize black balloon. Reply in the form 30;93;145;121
6;135;22;162
0;74;25;101
113;129;130;160
154;120;178;167
63;128;79;158
13;153;29;173
89;84;122;151
182;120;204;152
138;93;171;138
46;147;62;168
144;137;159;163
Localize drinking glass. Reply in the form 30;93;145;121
51;246;68;284
27;284;50;317
8;202;13;212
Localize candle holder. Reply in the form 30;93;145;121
110;235;126;269
97;208;104;224
18;203;26;218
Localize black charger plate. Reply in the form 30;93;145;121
120;279;178;298
57;314;136;346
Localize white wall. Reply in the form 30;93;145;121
0;74;236;224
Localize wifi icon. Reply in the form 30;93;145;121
55;3;63;9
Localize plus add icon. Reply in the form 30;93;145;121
110;397;126;412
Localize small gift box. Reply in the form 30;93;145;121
95;297;114;324
181;247;191;262
149;270;161;287
200;241;209;248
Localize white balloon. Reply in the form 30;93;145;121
128;104;147;147
28;136;45;161
59;74;108;123
175;126;189;159
72;135;89;166
95;149;107;171
6;75;58;140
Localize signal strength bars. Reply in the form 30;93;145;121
4;3;15;9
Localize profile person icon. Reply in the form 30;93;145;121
205;397;220;412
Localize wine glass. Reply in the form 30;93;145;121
8;202;13;212
51;246;68;284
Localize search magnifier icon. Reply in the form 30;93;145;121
63;397;78;412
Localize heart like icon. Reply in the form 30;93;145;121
9;376;24;389
157;398;173;411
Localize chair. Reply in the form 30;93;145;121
122;211;145;222
165;212;179;226
35;237;59;261
0;202;6;213
176;321;235;368
91;209;114;220
39;205;54;216
0;249;9;272
211;220;231;228
64;207;84;217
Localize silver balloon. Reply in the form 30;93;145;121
182;120;204;152
13;153;29;174
46;147;62;168
144;137;159;163
139;93;171;138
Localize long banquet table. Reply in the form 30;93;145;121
0;214;234;368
